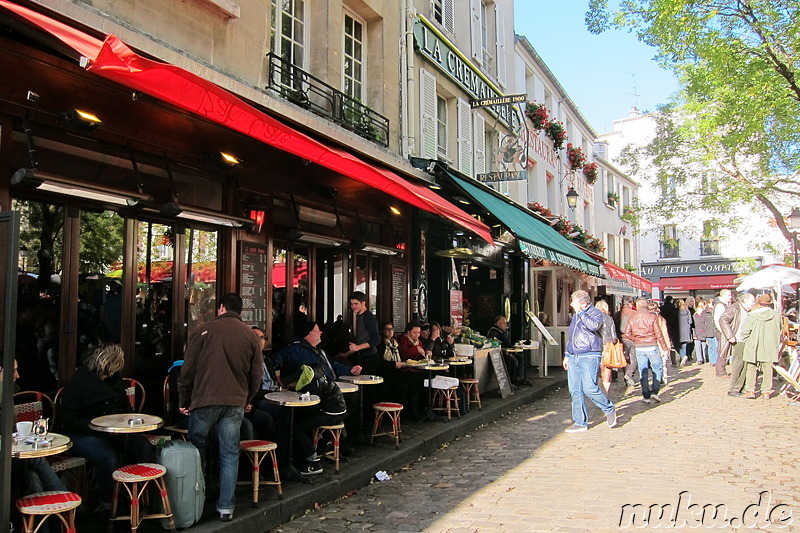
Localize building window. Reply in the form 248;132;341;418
701;220;720;256
660;224;680;258
274;0;305;68
343;12;365;102
433;0;454;33
437;96;448;156
480;1;492;66
607;233;617;263
623;238;632;269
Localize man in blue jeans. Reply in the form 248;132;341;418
562;290;616;433
179;293;263;521
624;298;670;404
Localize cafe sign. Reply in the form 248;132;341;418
413;16;513;127
640;258;758;278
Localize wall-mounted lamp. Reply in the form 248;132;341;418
566;187;579;211
287;228;348;247
60;109;102;131
11;168;150;207
160;201;253;227
454;196;470;206
389;205;402;216
248;206;267;233
215;152;242;169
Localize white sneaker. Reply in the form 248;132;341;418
642;398;652;404
606;410;617;428
564;424;588;433
651;394;661;403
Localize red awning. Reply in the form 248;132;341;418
0;0;492;244
603;262;653;292
659;274;739;291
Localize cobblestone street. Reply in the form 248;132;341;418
271;364;800;532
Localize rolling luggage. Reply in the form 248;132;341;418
158;439;205;529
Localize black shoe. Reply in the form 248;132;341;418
299;460;323;476
727;391;743;397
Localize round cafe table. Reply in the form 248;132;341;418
89;414;163;433
11;433;72;459
335;381;359;394
264;391;320;482
338;374;383;438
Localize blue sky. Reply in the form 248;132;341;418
513;3;678;134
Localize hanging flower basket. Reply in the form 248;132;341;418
545;121;567;151
583;162;598;184
566;144;586;171
525;102;549;131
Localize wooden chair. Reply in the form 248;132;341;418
313;423;345;473
370;402;403;449
109;463;176;532
122;378;146;412
460;378;482;411
16;491;81;533
431;386;461;421
238;440;282;506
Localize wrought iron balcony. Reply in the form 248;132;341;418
266;53;390;147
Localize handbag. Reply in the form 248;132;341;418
602;341;627;368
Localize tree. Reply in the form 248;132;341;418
586;0;800;244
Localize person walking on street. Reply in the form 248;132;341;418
718;292;756;397
741;294;781;399
595;299;617;393
178;293;263;522
693;301;710;364
614;296;638;388
677;299;694;366
625;298;669;404
562;290;616;433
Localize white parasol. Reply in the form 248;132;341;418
736;265;800;295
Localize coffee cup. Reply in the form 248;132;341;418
16;421;33;436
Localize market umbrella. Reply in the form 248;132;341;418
735;265;800;294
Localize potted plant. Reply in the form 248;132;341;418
607;191;620;207
566;144;586;171
525;102;549;131
583;162;598;184
545;121;567;151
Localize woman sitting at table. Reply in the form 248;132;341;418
395;321;431;419
60;343;151;511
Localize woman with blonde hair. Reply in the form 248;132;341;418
595;299;617;393
61;343;151;511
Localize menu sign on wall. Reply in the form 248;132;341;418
392;265;408;331
239;242;267;331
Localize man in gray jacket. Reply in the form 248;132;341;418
179;293;263;521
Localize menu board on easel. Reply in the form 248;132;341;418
239;242;267;331
391;265;407;331
489;348;513;398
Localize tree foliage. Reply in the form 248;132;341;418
586;0;800;240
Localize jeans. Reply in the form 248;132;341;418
695;340;708;363
68;433;151;506
635;346;663;399
188;405;244;514
707;337;719;365
565;353;615;427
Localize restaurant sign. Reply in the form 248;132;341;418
640;258;757;278
519;240;602;277
413;16;513;127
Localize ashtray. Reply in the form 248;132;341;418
25;436;53;445
128;417;144;426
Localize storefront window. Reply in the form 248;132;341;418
13;198;63;392
135;222;174;361
272;245;288;348
77;210;124;364
369;256;380;314
316;250;348;354
184;228;218;335
293;246;309;335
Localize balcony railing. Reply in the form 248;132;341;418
700;239;721;256
266;53;390;147
660;240;680;259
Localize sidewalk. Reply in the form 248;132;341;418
77;369;567;533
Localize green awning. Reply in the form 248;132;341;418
450;173;602;277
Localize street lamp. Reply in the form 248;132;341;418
789;207;800;310
566;187;579;211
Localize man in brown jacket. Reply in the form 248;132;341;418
624;298;669;403
179;292;263;521
718;292;756;397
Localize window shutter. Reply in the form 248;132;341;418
498;136;509;196
495;3;506;87
444;0;455;33
457;98;473;176
473;112;486;177
470;0;482;65
420;68;438;159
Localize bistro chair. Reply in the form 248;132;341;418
122;378;146;412
13;390;54;423
238;440;282;506
16;491;82;533
109;463;176;532
313;422;345;474
370;402;403;449
431;385;461;421
459;378;482;411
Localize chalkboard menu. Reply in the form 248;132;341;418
489;348;513;398
391;265;407;330
239;242;267;330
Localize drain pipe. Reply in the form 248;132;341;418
400;0;416;157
